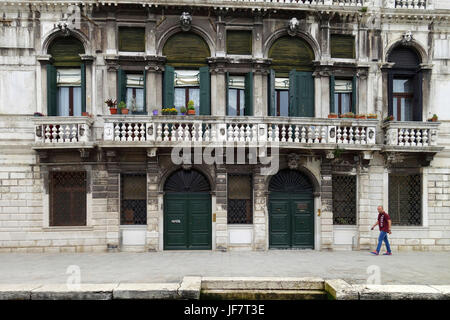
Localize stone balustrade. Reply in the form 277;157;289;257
383;121;439;147
102;116;377;147
33;116;94;146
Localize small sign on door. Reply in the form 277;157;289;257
171;219;181;224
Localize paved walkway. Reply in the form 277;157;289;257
0;251;449;285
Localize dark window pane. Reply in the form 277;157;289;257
121;173;147;225
389;174;422;226
228;174;252;224
332;175;356;225
50;171;87;226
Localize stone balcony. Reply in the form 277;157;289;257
382;120;442;153
32;116;95;150
101;116;378;152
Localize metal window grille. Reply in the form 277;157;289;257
50;171;87;226
121;173;147;225
332;175;357;225
227;174;253;224
389;174;422;226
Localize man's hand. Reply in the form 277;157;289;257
388;230;392;235
371;226;374;230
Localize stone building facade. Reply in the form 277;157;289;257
0;0;449;253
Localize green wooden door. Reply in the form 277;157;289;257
164;193;211;250
269;193;314;249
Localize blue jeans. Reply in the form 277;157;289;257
376;231;391;253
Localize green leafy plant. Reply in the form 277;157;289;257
384;115;394;122
117;101;127;110
187;100;195;111
180;107;187;114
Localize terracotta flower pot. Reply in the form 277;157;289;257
187;109;196;115
121;108;129;114
110;108;118;114
328;114;338;119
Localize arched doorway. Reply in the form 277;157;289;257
268;169;315;249
163;169;212;250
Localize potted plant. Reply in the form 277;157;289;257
328;113;338;119
383;115;394;122
153;109;159;116
180;107;187;115
187;100;196;115
118;101;129;115
170;107;178;115
355;114;366;119
428;114;438;122
340;112;355;118
105;99;117;114
367;113;378;119
33;112;44;117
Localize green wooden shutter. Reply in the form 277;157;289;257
289;70;298;117
330;35;355;59
143;69;147;114
225;72;229;116
47;64;57;116
352;75;357;114
268;69;276;116
118;27;145;52
298;72;314;117
244;72;253;116
117;68;127;104
81;63;86;113
330;75;335;114
163;66;175;108
388;71;393;118
199;66;210;115
227;30;252;55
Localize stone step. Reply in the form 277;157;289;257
201;277;325;291
201;289;328;300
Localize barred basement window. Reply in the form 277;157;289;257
227;174;253;224
121;173;147;225
50;171;87;226
332;175;356;225
389;174;422;226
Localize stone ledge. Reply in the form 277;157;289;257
201;277;324;290
112;283;180;300
324;279;359;300
179;276;202;300
0;284;43;300
30;284;118;300
354;284;447;300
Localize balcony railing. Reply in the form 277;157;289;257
33;116;94;147
383;121;439;148
102;116;377;147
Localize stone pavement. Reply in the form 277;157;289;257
0;250;449;285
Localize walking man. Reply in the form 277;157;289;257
370;205;392;256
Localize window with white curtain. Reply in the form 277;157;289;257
173;70;200;114
275;77;289;117
126;74;145;113
333;79;353;115
227;75;245;116
56;68;82;116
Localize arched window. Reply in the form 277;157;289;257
267;36;315;117
387;46;422;121
47;36;86;116
162;32;211;115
